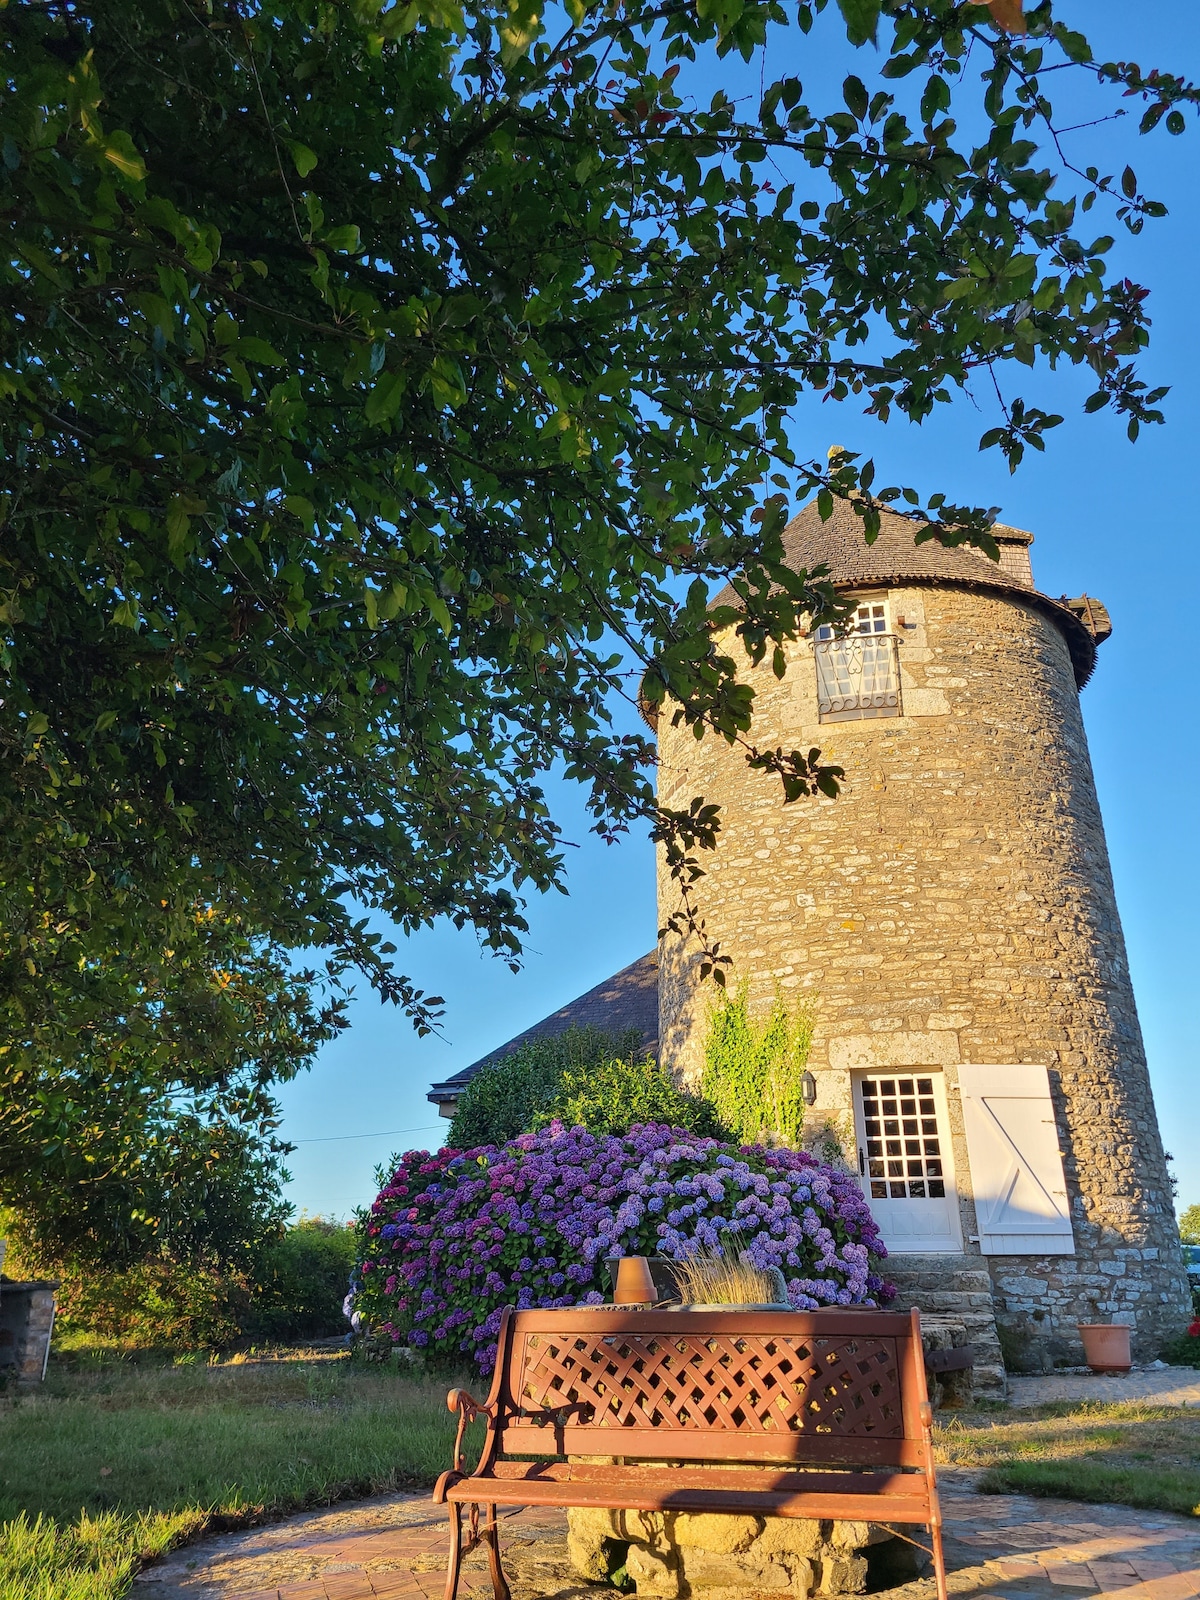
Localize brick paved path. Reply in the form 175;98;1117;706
134;1470;1200;1600
1006;1369;1200;1410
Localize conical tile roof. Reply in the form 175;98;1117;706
714;497;1098;688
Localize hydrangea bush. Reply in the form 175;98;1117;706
354;1123;892;1373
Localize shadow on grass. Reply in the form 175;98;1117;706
939;1402;1200;1520
978;1459;1200;1518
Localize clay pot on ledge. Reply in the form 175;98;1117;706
612;1255;657;1305
1077;1321;1132;1374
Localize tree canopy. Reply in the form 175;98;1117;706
2;0;1196;1250
0;904;340;1268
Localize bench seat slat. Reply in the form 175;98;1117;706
498;1424;919;1467
447;1476;931;1521
483;1460;927;1496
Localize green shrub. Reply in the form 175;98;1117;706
33;1218;356;1351
241;1217;356;1341
1161;1319;1200;1368
50;1259;249;1350
448;1026;722;1147
448;1025;644;1147
534;1056;722;1138
702;984;815;1146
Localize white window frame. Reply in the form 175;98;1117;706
813;596;902;723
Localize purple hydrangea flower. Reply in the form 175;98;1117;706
352;1124;891;1374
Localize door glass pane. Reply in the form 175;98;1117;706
859;1074;950;1201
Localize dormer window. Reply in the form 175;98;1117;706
814;600;902;722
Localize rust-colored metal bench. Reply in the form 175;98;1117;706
433;1305;946;1600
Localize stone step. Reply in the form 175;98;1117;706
882;1255;1006;1399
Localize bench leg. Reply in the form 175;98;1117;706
483;1504;510;1600
931;1517;948;1600
444;1503;463;1600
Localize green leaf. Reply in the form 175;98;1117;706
1054;27;1091;64
365;370;407;425
322;224;361;254
416;0;466;31
842;75;868;120
379;580;408;620
836;0;881;46
500;0;543;63
286;141;319;177
237;337;286;366
102;129;146;182
166;495;192;565
1139;102;1168;134
428;356;466;409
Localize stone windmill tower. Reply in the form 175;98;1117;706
655;495;1190;1367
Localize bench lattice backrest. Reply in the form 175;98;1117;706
485;1308;927;1469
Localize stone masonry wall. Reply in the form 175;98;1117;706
656;583;1190;1357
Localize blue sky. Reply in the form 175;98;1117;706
277;2;1200;1223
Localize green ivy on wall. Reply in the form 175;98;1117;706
702;985;815;1148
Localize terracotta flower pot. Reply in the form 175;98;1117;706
603;1256;682;1302
1077;1322;1131;1374
613;1255;657;1305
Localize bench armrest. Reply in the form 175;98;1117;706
446;1387;496;1477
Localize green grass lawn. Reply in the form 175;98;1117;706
935;1400;1200;1518
0;1346;476;1600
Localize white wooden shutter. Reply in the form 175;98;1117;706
957;1064;1075;1256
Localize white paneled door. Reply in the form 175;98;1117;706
853;1071;963;1253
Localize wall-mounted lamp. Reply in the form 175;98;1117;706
801;1070;817;1107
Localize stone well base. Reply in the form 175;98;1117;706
567;1506;916;1598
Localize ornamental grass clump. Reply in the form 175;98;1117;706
354;1123;891;1374
671;1250;780;1307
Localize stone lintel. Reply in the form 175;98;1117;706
827;1032;961;1072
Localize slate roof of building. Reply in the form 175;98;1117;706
426;950;660;1108
711;497;1101;688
